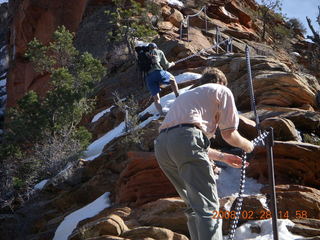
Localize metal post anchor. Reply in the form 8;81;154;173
266;127;279;240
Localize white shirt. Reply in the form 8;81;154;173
160;83;239;139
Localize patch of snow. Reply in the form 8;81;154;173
216;164;264;198
296;130;302;142
53;192;111;240
0;80;6;89
259;195;268;209
221;6;232;17
84;153;101;161
83;86;193;161
0;72;6;79
0;45;6;52
135;40;149;47
229;219;302;240
91;105;113;123
290;52;301;57
175;72;202;84
83;122;126;159
34;179;49;190
140;85;193;116
167;0;184;7
0;54;9;69
138;114;159;129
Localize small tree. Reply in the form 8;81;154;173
257;0;282;41
271;24;292;46
113;92;145;149
15;26;105;143
288;18;307;35
305;6;320;71
0;26;106;203
306;6;320;47
105;0;158;56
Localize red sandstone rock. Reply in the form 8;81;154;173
115;152;178;206
226;1;253;28
247;141;320;187
135;198;188;235
7;0;88;107
168;8;184;28
260;117;299;141
261;185;320;219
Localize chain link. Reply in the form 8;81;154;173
227;131;269;240
174;39;230;65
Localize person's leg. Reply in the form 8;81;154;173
185;207;199;240
155;132;198;240
166;127;222;240
160;71;179;97
153;94;164;116
146;71;163;115
180;159;222;240
169;74;179;97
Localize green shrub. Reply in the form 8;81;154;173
4;26;105;149
0;26;106;205
303;133;320;145
105;0;158;55
13;177;25;190
272;24;292;41
256;0;283;41
288;18;307;35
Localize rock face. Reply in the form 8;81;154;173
242;106;320;135
116;151;178;206
5;0;264;107
69;214;129;240
7;0;89;107
135;198;188;235
222;56;320;111
248;141;320;187
68;200;189;240
260;117;300;141
3;0;320;239
261;185;320;219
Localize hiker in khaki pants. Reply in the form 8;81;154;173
154;68;254;240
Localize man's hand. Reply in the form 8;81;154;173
222;153;249;168
208;148;249;168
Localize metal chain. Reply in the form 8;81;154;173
174;38;230;65
228;151;247;240
245;45;261;134
228;131;269;240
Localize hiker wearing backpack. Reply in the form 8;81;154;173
146;43;179;116
154;67;254;240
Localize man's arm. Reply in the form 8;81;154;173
159;50;173;69
208;148;248;168
221;128;254;153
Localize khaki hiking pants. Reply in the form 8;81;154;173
155;125;223;240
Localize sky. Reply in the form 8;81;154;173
256;0;319;37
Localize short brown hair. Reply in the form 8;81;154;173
200;67;228;86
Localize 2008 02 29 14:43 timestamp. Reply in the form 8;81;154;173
211;210;308;220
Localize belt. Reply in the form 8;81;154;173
160;123;198;134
